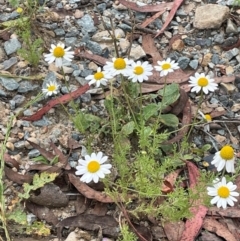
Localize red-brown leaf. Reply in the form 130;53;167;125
118;0;173;12
163;221;185;241
161;168;182;193
20;84;89;121
186;161;199;188
155;0;185;38
203;218;237;241
5;166;33;184
68;173;115;203
4;153;20;169
179;205;208;241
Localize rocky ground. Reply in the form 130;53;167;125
1;0;240;240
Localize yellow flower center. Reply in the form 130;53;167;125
47;85;56;92
162;63;171;70
87;160;100;173
53;46;65;58
16;7;23;13
94;72;104;80
134;66;144;75
204;114;212;121
220;145;234;160
197;77;208;87
114;58;126;70
217;186;230;198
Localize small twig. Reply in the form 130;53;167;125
122;19;157;35
126;9;135;58
92;0;119;57
118;201;148;241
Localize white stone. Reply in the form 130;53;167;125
129;44;146;60
119;39;130;54
194;4;229;29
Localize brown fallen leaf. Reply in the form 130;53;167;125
163;221;185;241
27;140;56;161
223;218;240;241
142;34;192;84
91;202;108;217
75;195;90;214
200;231;223;241
208;207;240;218
29;183;69;208
56;214;119;238
133;223;152;241
67;137;81;149
26;201;59;225
50;142;70;169
170;88;188;116
142;34;162;62
4;153;20;169
155;0;185;38
27;164;56;172
68;173;114;203
5;166;32;185
161;168;182;193
27;140;70;170
141;10;166;28
0;30;11;40
118;0;173;13
203;218;237;241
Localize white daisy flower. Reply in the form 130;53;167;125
127;61;153;83
198;110;212;132
154;58;179;77
189;73;218;94
85;67;113;87
211;145;235;173
44;43;74;68
103;57;133;76
42;81;60;96
75;152;112;183
207;177;239;209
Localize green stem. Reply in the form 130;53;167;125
187;90;204;140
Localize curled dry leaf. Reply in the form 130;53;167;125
68;173;114;203
163;221;185;241
203;218;237;241
161;168;182;193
